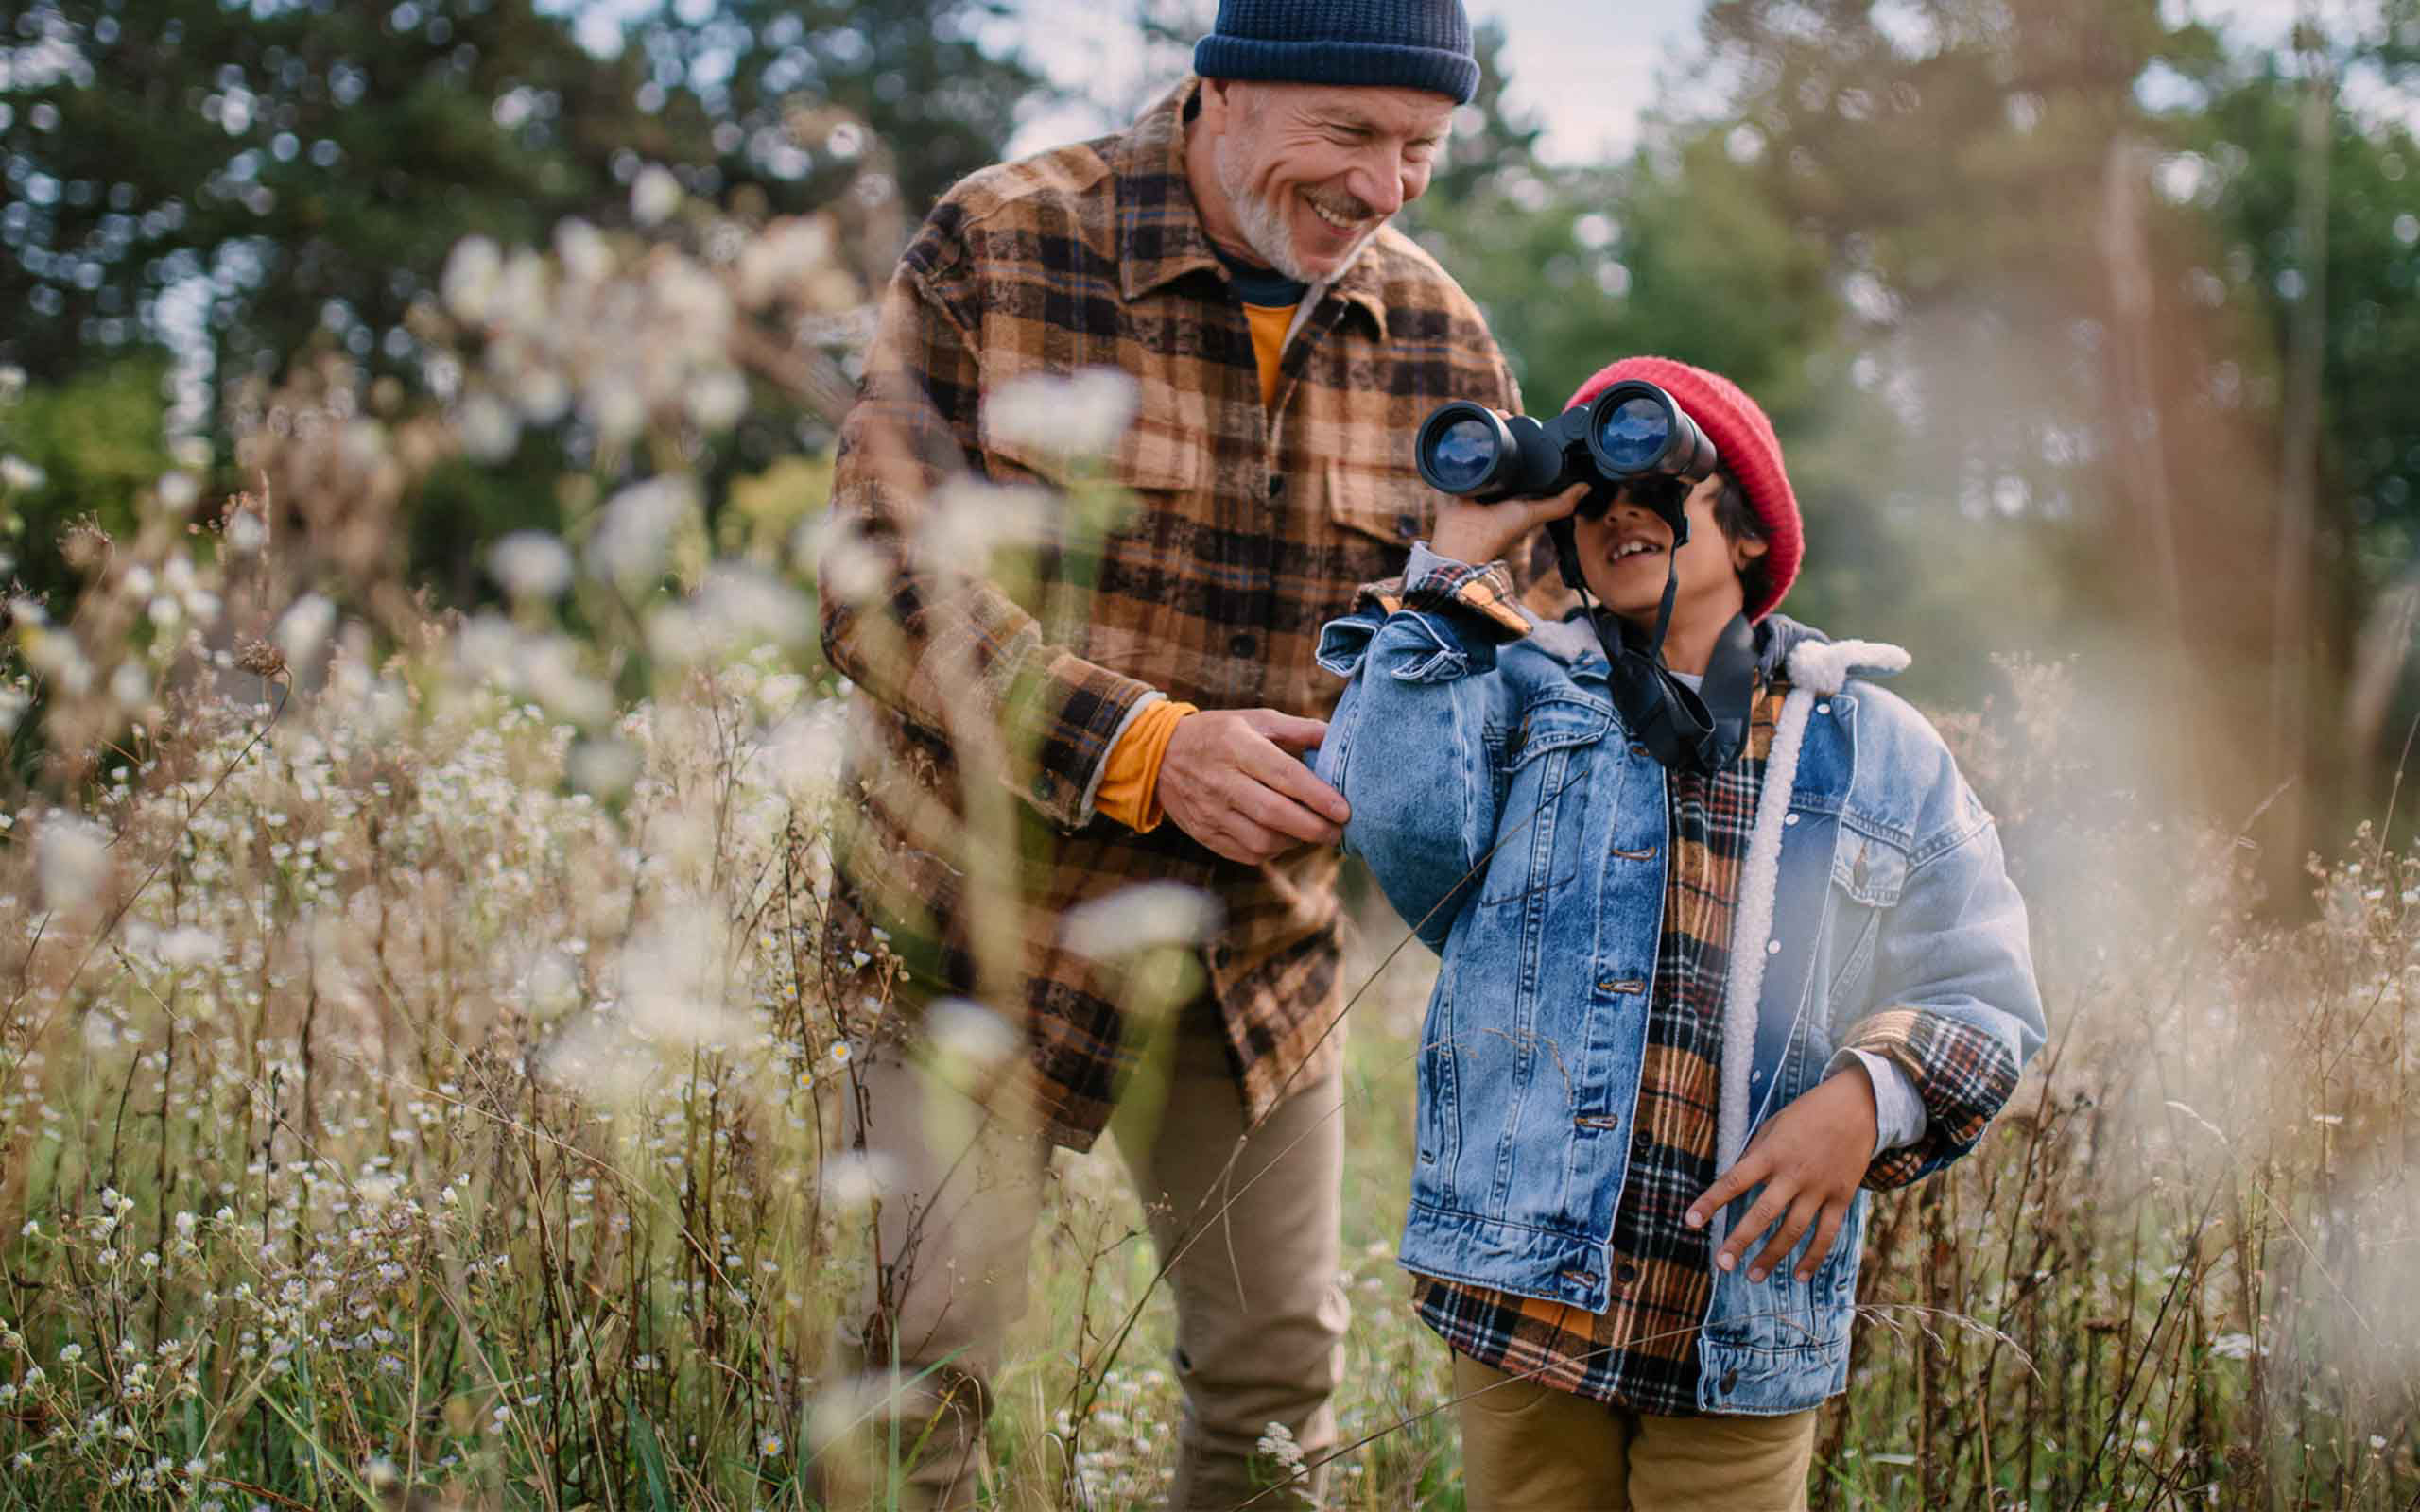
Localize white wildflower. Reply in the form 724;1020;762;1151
456;392;521;463
0;455;44;491
585;475;698;585
488;531;573;600
35;814;112;912
155;472;199;514
274;593;337;666
631;165;682;226
158;926;220;970
926;999;1019;1073
1062;882;1222;961
983;369;1138;458
686;368;748;431
554;217;614;284
818;1151;893;1211
736;215;836;308
1253;1420;1308;1480
442;236;505;323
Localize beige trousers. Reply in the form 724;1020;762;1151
836;998;1347;1510
1454;1356;1818;1512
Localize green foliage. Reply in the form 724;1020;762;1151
2;0;692;392
2187;62;2420;585
0;356;174;610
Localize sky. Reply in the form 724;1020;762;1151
543;0;2373;167
994;0;2331;164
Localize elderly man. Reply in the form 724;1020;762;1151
818;2;1530;1503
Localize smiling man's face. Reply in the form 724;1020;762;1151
1188;78;1454;284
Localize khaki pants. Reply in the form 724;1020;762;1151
1454;1356;1817;1512
836;998;1347;1509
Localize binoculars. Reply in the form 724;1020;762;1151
1412;381;1718;510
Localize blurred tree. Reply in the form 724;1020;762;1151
668;0;1046;218
0;0;712;398
0;0;1046;605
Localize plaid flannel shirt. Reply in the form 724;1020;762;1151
1413;680;1787;1417
819;78;1538;1148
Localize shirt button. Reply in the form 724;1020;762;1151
1268;475;1286;498
1228;633;1258;658
1616;1262;1641;1286
1817;702;1832;714
1784;813;1800;826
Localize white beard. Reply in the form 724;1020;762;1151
1212;131;1378;285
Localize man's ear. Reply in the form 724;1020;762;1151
1198;77;1236;130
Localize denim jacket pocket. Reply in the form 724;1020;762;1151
1824;827;1913;1027
1476;696;1611;906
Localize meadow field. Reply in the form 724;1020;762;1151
0;601;2412;1510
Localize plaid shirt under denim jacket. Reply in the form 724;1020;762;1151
817;79;1537;1149
1312;547;2048;1416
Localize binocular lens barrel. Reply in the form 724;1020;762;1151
1426;415;1505;494
1412;380;1718;506
1594;395;1680;472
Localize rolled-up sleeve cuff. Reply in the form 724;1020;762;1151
1829;1047;1927;1157
1355;543;1533;641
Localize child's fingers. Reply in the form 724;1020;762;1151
1748;1192;1823;1282
1794;1204;1848;1284
1685;1151;1767;1230
1716;1177;1794;1272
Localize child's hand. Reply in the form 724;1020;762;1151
1427;482;1589;568
1685;1064;1879;1283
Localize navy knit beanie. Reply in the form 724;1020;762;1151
1193;0;1479;106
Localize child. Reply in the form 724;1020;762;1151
1313;357;2045;1509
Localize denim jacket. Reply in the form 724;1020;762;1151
1311;548;2046;1415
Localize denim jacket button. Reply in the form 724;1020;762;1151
1720;1367;1739;1394
1766;939;1782;955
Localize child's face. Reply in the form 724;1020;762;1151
1570;475;1767;633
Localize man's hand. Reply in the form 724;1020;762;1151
1158;709;1348;866
1685;1064;1879;1283
1426;481;1590;568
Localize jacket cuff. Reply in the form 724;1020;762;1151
1356;543;1533;641
1004;650;1161;829
1839;1007;2024;1191
1827;1047;1927;1158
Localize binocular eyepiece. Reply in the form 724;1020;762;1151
1413;380;1718;511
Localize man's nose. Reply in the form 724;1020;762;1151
1349;152;1409;217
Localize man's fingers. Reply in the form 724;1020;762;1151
1235;720;1351;826
1247;712;1330;752
1230;776;1342;848
1749;1194;1822;1283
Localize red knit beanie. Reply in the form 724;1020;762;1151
1565;356;1802;623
